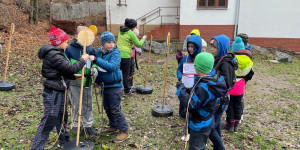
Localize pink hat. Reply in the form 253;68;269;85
49;26;69;46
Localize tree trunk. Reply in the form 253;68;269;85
33;0;38;24
29;0;38;24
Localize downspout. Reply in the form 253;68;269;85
234;0;241;38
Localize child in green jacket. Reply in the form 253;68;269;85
117;18;147;94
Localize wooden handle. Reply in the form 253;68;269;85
3;23;15;83
162;32;170;108
144;35;152;86
76;32;87;146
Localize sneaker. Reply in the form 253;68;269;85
113;129;130;143
85;127;97;135
102;126;119;134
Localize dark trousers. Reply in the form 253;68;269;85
129;57;135;87
189;129;211;150
226;95;244;121
103;87;128;130
31;88;69;150
120;58;131;93
209;109;225;150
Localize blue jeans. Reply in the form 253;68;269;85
103;87;128;130
189;129;211;150
209;109;225;150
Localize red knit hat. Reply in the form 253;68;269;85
49;26;69;46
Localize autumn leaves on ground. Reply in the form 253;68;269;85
0;1;299;150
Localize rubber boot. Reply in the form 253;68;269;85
227;120;235;132
234;120;240;132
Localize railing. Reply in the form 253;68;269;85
136;7;180;35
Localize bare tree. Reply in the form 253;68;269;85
29;0;38;24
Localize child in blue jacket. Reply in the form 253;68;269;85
176;52;227;150
90;31;129;143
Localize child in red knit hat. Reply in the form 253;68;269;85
30;26;91;149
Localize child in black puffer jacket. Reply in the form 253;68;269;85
30;26;90;150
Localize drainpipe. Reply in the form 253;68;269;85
234;0;241;38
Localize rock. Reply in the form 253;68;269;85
143;40;176;54
275;51;292;63
252;45;270;54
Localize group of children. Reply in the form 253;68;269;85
176;29;254;150
30;20;253;149
31;18;146;149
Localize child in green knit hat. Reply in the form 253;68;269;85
176;52;227;149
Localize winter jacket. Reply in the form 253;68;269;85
176;71;227;132
228;49;254;95
94;46;122;88
212;35;237;112
177;35;202;81
38;45;86;91
117;26;145;58
65;38;96;86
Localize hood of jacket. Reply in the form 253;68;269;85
186;35;202;58
212;35;230;59
38;45;63;59
200;72;227;97
120;26;131;32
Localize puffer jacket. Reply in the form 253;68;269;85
38;45;86;91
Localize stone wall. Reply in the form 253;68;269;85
50;1;105;20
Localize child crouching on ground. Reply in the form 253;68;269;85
31;26;90;149
176;52;227;150
90;31;130;143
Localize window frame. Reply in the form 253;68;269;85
197;0;228;10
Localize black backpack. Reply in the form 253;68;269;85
214;53;238;111
214;53;238;91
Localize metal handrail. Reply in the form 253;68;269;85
137;7;180;35
136;6;179;21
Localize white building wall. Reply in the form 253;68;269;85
238;0;300;38
107;0;180;25
180;0;237;25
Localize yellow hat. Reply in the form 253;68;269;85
190;29;200;36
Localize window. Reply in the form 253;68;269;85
197;0;228;9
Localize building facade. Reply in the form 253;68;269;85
107;0;300;52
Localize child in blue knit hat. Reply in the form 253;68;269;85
90;31;130;143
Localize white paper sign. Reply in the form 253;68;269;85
182;63;196;88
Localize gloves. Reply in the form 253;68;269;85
176;81;185;89
92;67;98;78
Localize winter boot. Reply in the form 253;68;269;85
102;126;119;134
113;129;130;143
85;127;98;135
223;120;235;132
234;120;240;132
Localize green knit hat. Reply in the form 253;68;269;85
194;52;214;73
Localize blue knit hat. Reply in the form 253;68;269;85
232;37;245;53
101;31;115;45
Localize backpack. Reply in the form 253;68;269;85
214;53;238;91
214;53;238;111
